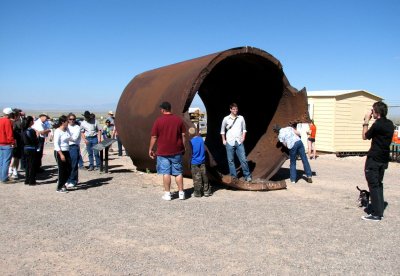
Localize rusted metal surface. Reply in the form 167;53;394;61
116;46;309;191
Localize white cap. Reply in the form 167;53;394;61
3;107;13;115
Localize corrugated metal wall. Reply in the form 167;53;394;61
334;93;378;152
308;91;381;153
308;97;335;152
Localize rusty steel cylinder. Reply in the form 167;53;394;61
116;46;309;191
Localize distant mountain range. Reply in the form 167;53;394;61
3;95;208;116
2;102;118;112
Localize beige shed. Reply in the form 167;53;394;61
307;90;383;154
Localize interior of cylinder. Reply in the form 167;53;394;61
198;54;284;176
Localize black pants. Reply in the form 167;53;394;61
20;146;27;170
364;157;387;217
54;150;71;190
24;149;37;184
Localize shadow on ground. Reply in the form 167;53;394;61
104;164;134;173
270;167;317;182
36;165;58;184
75;177;113;190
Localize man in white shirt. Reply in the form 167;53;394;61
80;111;101;171
274;124;313;184
220;103;252;182
32;113;51;172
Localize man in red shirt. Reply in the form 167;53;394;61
149;102;186;201
0;107;16;183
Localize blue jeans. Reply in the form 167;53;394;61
289;140;312;182
225;142;251;178
78;152;84;168
117;135;123;156
67;145;80;184
0;145;13;182
157;154;183;176
86;136;100;168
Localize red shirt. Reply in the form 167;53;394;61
309;123;317;139
151;114;186;156
0;117;15;145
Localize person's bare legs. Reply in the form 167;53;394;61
312;142;316;159
163;174;172;192
175;174;184;191
12;158;20;169
10;157;20;178
308;140;312;159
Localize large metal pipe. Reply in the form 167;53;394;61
116;46;309;190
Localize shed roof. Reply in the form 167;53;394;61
307;90;382;100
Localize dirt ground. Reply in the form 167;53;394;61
0;143;399;275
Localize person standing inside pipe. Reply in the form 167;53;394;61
149;102;186;201
220;103;252;182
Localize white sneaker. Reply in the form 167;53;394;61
162;193;171;201
179;191;185;200
56;188;69;193
66;183;75;189
11;173;18;180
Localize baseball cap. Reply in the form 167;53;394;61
39;113;49;118
3;107;13;115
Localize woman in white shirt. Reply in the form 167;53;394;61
53;115;71;193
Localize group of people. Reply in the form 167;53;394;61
51;110;122;193
148;100;314;202
0;108;49;185
148;100;394;223
2;100;394;222
0;108;124;193
148;101;320;202
148;102;253;201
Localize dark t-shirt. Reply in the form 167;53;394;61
22;128;39;148
365;117;394;163
13;119;23;147
151;114;186;156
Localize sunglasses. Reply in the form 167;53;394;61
68;118;76;121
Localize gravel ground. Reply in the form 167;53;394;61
0;144;399;275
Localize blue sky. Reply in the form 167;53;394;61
1;0;399;112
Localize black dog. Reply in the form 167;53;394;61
356;186;370;207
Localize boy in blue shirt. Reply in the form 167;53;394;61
189;127;212;197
